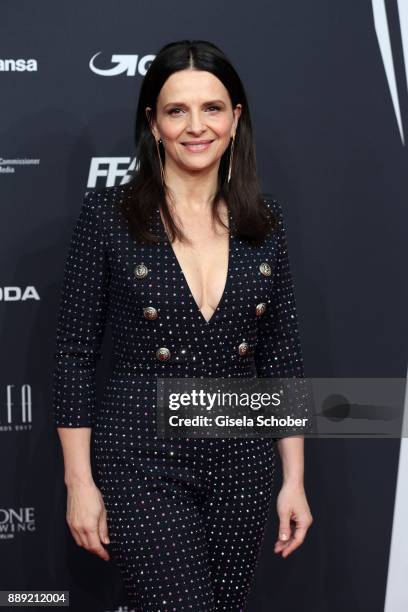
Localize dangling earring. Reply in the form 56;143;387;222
155;137;165;186
227;134;235;183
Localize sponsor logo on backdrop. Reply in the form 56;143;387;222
89;53;155;76
372;0;408;144
0;59;38;72
0;287;40;301
0;384;33;432
87;157;135;187
0;157;40;174
0;507;36;539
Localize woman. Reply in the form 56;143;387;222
52;39;313;611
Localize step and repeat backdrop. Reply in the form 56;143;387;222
1;1;407;611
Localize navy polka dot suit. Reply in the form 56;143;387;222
52;182;308;611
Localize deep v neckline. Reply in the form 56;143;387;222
157;202;233;326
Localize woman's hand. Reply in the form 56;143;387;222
66;480;110;561
274;481;313;558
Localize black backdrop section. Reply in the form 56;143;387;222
1;1;407;611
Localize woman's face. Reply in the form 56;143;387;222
146;69;242;174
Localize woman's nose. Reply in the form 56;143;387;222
186;110;205;132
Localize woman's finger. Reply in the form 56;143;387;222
81;525;110;561
281;525;308;557
277;513;291;543
98;507;110;545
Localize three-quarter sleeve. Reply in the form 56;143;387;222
254;198;314;441
52;190;111;428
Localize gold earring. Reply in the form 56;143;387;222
155;137;165;186
227;135;235;183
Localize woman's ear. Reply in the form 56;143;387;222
230;104;242;138
234;103;242;132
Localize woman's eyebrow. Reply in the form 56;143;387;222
163;99;226;108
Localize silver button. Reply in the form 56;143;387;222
156;347;171;361
255;302;267;316
143;306;158;320
238;341;249;356
134;263;149;279
259;262;272;276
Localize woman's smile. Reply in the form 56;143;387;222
181;139;215;152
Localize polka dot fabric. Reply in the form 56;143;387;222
52;183;308;611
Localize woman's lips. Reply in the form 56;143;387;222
182;140;214;152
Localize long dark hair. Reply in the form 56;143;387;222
118;39;276;246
